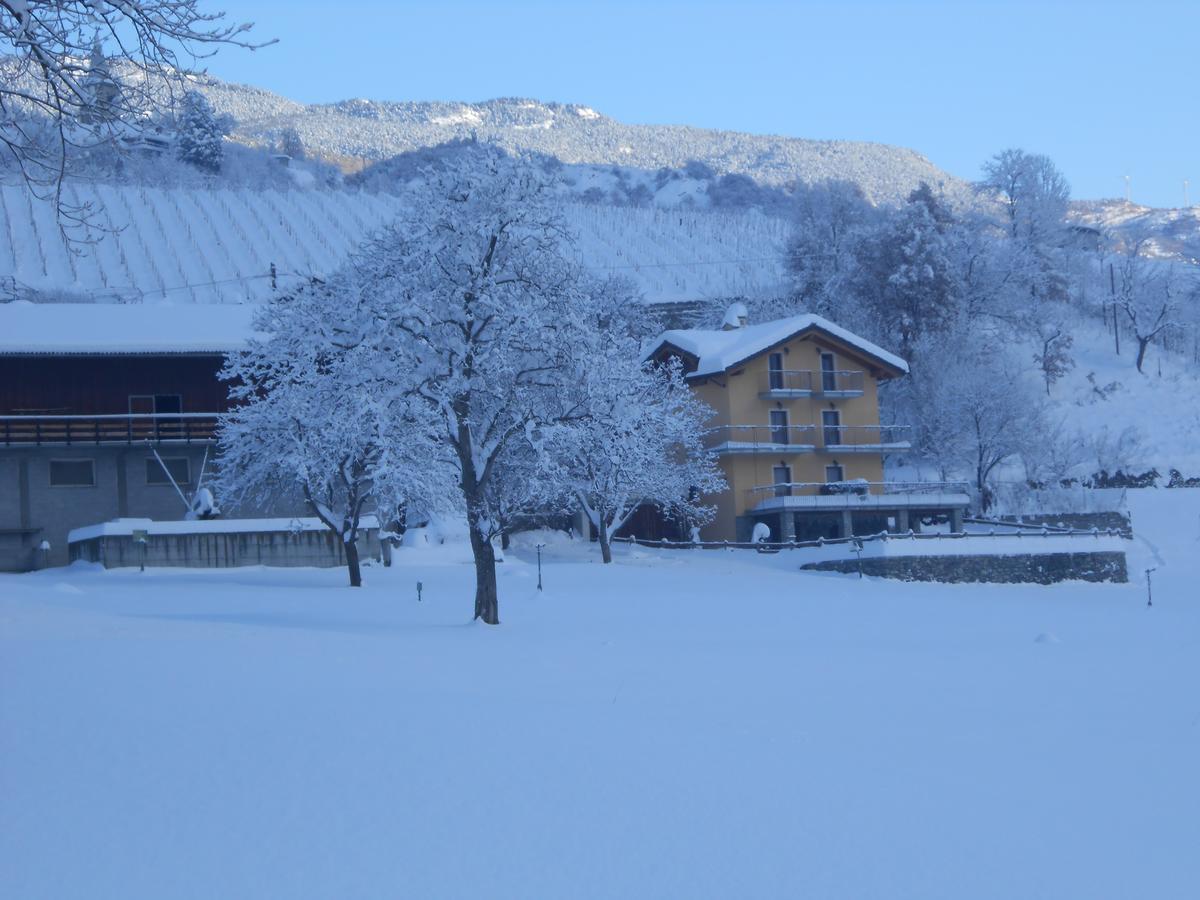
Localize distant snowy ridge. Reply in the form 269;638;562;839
0;183;789;305
196;79;958;204
1070;199;1200;264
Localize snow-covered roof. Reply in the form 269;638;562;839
647;313;909;377
0;303;261;355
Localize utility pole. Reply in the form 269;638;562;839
1109;263;1120;356
1124;174;1132;203
1185;179;1191;208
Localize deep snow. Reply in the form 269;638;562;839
1;489;1197;899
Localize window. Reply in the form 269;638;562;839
822;409;842;447
130;394;183;440
772;464;792;498
146;457;191;486
129;394;183;415
49;459;96;487
825;464;845;483
820;352;837;392
769;409;789;444
768;352;784;390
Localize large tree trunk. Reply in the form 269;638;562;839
598;516;613;564
452;388;500;624
344;537;363;588
469;523;500;624
1135;337;1150;373
459;455;500;623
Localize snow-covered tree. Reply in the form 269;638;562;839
345;146;614;623
1032;320;1075;394
782;179;877;322
218;276;443;587
899;331;1042;509
978;149;1071;305
549;306;725;562
79;39;123;126
0;1;267;220
979;149;1070;246
851;182;960;356
279;125;305;161
1114;243;1187;374
176;89;223;173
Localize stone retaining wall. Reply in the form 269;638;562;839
801;551;1127;584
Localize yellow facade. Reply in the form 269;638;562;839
677;329;904;542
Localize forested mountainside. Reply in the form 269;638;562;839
196;78;956;204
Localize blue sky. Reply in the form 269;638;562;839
207;1;1198;207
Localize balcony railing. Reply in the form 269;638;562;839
762;369;866;397
703;424;816;454
817;369;865;395
0;413;220;446
819;424;911;451
746;480;972;509
762;369;814;395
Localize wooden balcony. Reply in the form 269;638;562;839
0;413;221;446
703;424;816;455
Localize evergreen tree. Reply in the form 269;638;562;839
176;90;224;173
279;126;306;160
80;40;123;126
854;182;959;356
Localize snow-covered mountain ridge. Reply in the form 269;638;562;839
196;77;1200;265
1070;200;1200;264
196;78;957;204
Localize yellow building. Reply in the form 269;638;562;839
646;308;970;542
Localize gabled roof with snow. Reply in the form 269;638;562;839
646;313;909;378
0;303;261;356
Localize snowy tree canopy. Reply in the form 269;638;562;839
547;346;726;563
292;144;647;621
218;274;450;587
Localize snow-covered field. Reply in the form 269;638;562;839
2;489;1198;899
1051;319;1200;473
0;183;788;305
